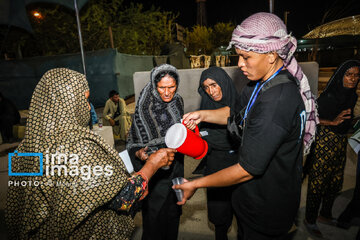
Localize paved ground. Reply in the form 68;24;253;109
105;141;360;239
0;135;359;240
129;153;359;240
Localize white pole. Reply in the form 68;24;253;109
269;0;274;13
74;0;86;77
284;11;290;27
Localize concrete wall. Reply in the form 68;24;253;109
299;62;319;97
133;62;319;113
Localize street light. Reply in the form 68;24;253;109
32;11;43;19
284;11;290;27
269;0;274;13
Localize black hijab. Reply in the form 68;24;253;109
198;67;239;150
199;66;238;111
317;59;360;134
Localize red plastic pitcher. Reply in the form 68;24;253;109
165;123;208;159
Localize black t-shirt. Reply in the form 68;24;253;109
231;70;305;235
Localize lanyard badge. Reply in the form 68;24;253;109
240;65;284;126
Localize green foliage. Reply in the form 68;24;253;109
2;0;177;57
81;0;177;55
80;0;125;51
28;6;79;56
185;25;213;55
1;0;235;58
112;4;177;55
212;22;235;48
184;22;235;55
1;5;79;57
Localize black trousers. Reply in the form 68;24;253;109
141;190;181;240
205;149;238;240
235;218;288;240
338;154;360;225
0;115;16;142
207;186;235;240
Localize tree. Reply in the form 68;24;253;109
185;25;213;55
29;5;79;56
184;22;234;55
212;22;235;48
1;1;235;58
81;1;177;55
1;0;178;57
112;4;177;55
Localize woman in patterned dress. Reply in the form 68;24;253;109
304;60;360;238
6;68;176;239
127;64;184;240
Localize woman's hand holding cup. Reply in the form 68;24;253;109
136;147;149;161
147;148;177;170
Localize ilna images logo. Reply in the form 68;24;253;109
8;150;43;176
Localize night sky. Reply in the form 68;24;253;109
128;0;360;38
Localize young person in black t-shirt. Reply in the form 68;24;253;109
174;12;319;240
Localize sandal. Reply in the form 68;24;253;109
303;219;324;238
317;215;338;226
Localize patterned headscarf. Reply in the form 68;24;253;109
6;68;133;239
127;64;184;150
227;12;319;154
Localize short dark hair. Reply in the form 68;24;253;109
154;71;179;86
109;90;119;98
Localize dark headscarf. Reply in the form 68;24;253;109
127;64;184;150
198;67;239;150
317;60;360;134
199;66;238;111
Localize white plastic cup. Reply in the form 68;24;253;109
172;177;184;201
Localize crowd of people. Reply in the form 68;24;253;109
4;11;360;240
